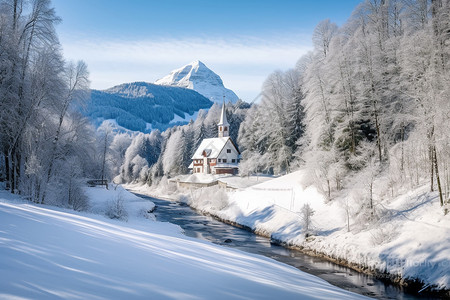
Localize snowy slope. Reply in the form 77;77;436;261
143;171;450;292
0;190;368;300
225;172;450;291
155;60;239;103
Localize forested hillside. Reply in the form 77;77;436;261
85;82;213;132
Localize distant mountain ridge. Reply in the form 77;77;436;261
155;60;239;103
84;82;212;132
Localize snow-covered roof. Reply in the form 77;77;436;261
192;137;233;159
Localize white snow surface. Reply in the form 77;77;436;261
98;119;142;135
218;175;275;189
155;60;239;103
84;184;155;220
170;110;201;124
0;188;369;300
144;170;450;291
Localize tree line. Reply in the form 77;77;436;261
0;0;102;209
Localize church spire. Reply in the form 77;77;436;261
218;100;229;138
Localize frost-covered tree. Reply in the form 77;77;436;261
238;69;305;174
162;128;185;176
108;132;133;178
119;131;163;182
299;203;315;234
297;0;450;213
0;0;98;210
312;19;338;58
41;60;90;203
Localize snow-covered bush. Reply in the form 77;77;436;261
154;176;177;194
105;192;128;221
137;207;156;220
70;184;90;212
370;225;397;246
189;186;228;212
299;203;315;235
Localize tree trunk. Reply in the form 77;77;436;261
432;145;444;207
5;153;11;191
13;151;19;194
101;133;108;189
430;146;435;192
373;99;382;163
400;125;405;172
42;112;66;203
347;211;350;232
6;152;12;192
326;178;331;200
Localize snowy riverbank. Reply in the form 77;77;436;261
0;187;369;299
130;170;450;295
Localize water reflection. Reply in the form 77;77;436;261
135;193;439;300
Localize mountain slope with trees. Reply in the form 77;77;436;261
85;82;213;132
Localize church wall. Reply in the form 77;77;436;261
216;139;239;164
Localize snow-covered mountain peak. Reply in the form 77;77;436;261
155;61;239;103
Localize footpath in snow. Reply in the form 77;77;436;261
136;170;450;294
0;188;368;300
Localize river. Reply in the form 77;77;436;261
135;193;439;300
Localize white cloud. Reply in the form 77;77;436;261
60;35;312;101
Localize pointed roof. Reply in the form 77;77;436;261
218;101;229;126
191;137;230;159
191;136;240;160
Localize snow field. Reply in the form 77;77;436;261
0;188;369;299
85;184;155;221
143;170;450;291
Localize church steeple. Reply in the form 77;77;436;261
218;101;229;138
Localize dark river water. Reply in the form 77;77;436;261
135;193;441;300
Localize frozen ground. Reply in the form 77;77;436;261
138;170;450;292
0;188;368;300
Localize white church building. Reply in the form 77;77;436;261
189;103;240;175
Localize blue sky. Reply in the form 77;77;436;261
53;0;362;102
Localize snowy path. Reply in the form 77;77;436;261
0;194;368;299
